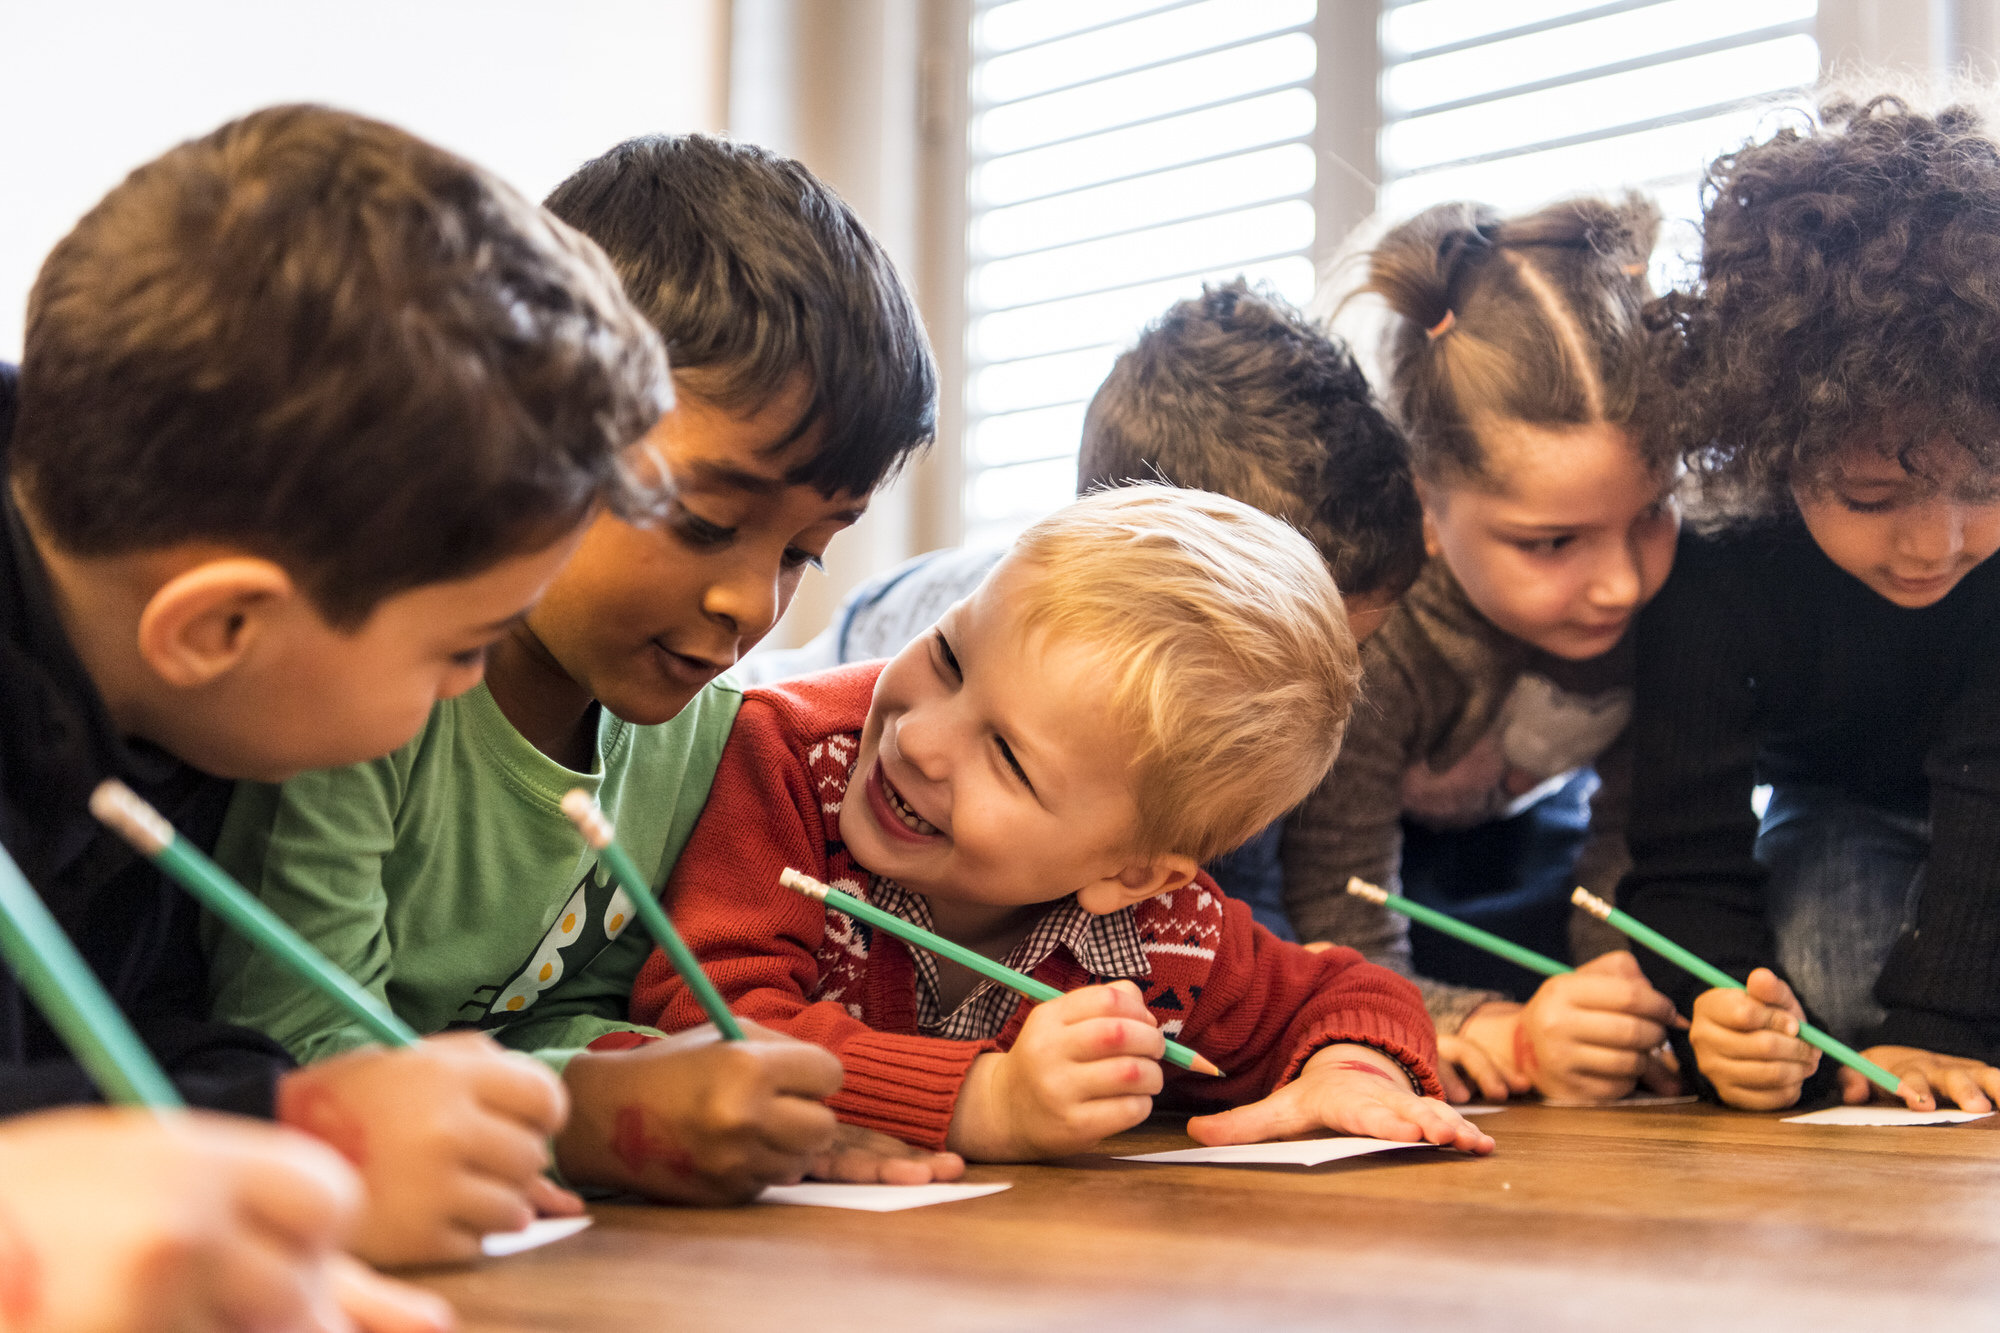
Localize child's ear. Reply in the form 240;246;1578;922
1413;478;1444;560
135;558;297;689
1075;853;1201;915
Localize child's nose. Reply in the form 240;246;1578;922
1893;501;1964;565
701;561;780;641
891;705;952;783
1588;541;1644;610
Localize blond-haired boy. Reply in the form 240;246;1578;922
633;487;1491;1159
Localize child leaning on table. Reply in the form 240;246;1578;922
1;103;676;1306
211;133;962;1205
1622;93;2000;1113
1283;195;1685;1107
633;487;1495;1161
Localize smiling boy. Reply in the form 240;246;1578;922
635;488;1493;1160
210;135;960;1202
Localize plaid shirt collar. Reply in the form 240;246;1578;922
866;877;1152;1042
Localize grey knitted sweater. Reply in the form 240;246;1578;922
1281;557;1634;1033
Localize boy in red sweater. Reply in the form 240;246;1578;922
633;487;1494;1160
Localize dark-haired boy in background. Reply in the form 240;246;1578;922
213;134;965;1203
2;103;671;1302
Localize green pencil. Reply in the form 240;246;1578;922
90;780;418;1049
1346;877;1569;979
561;790;744;1041
779;867;1224;1077
1570;887;1902;1096
0;840;181;1107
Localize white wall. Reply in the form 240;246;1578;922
0;0;726;360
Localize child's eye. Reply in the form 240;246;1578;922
448;645;490;669
933;630;963;680
782;545;826;572
673;507;735;548
1839;494;1898;514
1513;535;1574;555
994;735;1034;793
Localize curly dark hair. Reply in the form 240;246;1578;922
1649;94;2000;525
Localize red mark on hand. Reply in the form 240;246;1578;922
610;1106;696;1180
278;1079;369;1168
1331;1060;1397;1084
0;1203;41;1326
1513;1023;1540;1078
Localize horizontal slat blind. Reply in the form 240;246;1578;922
1379;0;1820;276
963;0;1320;548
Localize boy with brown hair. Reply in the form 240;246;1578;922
636;488;1492;1160
2;103;666;1304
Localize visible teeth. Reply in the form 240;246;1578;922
883;777;938;835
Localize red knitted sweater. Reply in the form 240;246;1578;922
630;663;1442;1150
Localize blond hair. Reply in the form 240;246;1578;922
1009;486;1359;864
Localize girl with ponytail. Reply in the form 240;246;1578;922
1284;195;1684;1106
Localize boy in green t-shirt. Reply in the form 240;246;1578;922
212;135;962;1202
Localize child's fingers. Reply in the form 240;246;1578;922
1436;1034;1514;1103
1930;1065;1996;1113
1053;980;1158;1029
751;1094;843;1158
1406;1099;1496;1154
1559;1006;1672;1055
213;1123;363;1254
1697;985;1800;1037
1055;1014;1167;1067
1057;1052;1166;1106
326;1254;456;1333
445;1173;537;1242
431;1036;570;1135
741;1039;847;1102
1742;967;1803;1016
451;1113;555;1193
1639;1046;1683;1096
525;1175;585;1218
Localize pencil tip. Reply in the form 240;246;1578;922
1194;1054;1223;1077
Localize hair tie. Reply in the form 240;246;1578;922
1426;308;1456;340
1623;262;1647;276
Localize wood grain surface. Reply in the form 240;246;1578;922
413;1103;2000;1332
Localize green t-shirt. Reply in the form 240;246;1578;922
208;678;742;1073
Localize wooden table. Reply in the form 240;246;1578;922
417;1103;2000;1332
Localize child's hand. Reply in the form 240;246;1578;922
1689;967;1820;1109
1440;1005;1530;1103
1185;1043;1494;1154
555;1019;845;1204
277;1031;570;1267
1463;952;1683;1104
1843;1045;2000;1113
809;1122;967;1184
0;1107;363;1333
947;980;1164;1161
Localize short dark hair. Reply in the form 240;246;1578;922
543;134;936;500
1648;94;2000;525
13;104;670;627
1361;194;1672;488
1078;280;1424;600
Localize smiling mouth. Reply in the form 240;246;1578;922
876;764;940;837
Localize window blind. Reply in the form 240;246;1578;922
963;0;1320;547
1379;0;1820;273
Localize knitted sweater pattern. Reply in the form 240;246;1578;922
630;664;1441;1150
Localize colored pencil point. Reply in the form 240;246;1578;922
780;868;1225;1078
1570;887;1902;1097
91;780;419;1048
562;790;744;1041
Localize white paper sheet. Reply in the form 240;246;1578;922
1115;1137;1427;1166
756;1182;1013;1211
1781;1105;1994;1126
481;1215;594;1258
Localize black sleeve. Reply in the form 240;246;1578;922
1872;611;2000;1061
0;867;293;1119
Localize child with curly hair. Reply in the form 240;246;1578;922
1281;197;1685;1107
1625;94;2000;1113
